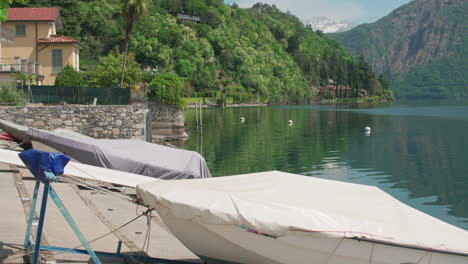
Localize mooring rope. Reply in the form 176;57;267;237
51;207;154;258
368;237;376;264
6;208;154;262
4;249;40;262
60;173;134;202
141;209;153;261
323;235;345;264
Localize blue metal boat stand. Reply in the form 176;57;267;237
23;170;103;264
22;170;201;264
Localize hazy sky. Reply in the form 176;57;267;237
226;0;412;24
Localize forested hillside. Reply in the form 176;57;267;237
331;0;468;98
15;0;391;103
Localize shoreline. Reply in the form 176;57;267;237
185;99;391;109
186;103;267;108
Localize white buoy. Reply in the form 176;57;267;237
364;126;371;132
241;117;245;123
288;120;293;124
288;120;293;126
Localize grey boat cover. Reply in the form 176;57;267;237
27;128;211;179
0;119;30;143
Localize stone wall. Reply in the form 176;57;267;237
0;104;146;139
148;101;188;139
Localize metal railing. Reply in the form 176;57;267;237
28;85;130;105
0;58;41;75
177;13;201;22
0;24;14;43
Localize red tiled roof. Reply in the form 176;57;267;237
37;35;79;44
7;8;59;22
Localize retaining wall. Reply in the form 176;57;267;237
148;101;188;139
0;103;146;139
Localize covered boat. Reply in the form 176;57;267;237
0;119;32;148
137;171;468;264
1;147;467;263
27;128;211;179
0;148;155;187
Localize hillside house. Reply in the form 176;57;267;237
0;22;23;83
176;13;201;23
1;8;80;85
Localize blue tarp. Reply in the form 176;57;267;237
19;150;71;183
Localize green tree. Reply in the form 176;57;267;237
148;73;184;109
120;0;147;88
368;78;382;96
336;62;347;98
157;22;183;47
94;51;142;88
286;33;300;53
159;0;183;14
0;0;27;21
319;60;329;87
348;61;359;97
202;7;223;28
378;74;391;90
0;83;24;106
55;65;84;87
12;72;37;86
20;0;386;102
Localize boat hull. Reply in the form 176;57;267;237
161;216;467;264
0;119;32;149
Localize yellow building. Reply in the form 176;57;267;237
0;22;16;83
0;8;80;85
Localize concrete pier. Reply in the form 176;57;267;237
0;141;201;264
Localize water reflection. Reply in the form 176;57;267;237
182;101;468;230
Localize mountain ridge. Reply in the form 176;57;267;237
330;0;468;98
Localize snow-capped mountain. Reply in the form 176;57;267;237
304;16;354;33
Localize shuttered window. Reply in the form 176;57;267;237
15;25;26;36
52;49;62;73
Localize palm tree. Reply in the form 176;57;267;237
120;0;147;88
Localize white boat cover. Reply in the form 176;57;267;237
137;171;468;255
27;128;211;179
0;148;156;187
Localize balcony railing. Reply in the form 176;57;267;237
0;24;14;43
0;58;42;75
177;13;201;22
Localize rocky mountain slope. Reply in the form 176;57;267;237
331;0;468;98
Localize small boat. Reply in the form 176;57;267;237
27;128;211;179
137;171;468;264
1;147;467;263
0;148;154;187
0;119;32;149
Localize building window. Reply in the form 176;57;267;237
52;49;63;73
15;25;26;37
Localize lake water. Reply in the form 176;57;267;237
182;99;468;231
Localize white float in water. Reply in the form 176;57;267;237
364;126;371;132
241;117;245;123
